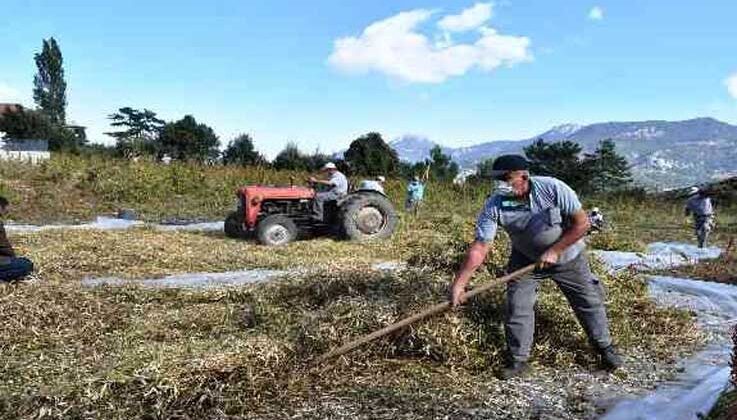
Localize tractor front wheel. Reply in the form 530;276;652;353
256;215;298;246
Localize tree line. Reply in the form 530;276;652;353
101;107;632;196
103;111;462;181
469;138;633;194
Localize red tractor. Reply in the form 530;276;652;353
224;183;399;246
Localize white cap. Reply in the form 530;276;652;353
376;176;386;182
688;186;699;195
592;207;600;213
322;162;337;170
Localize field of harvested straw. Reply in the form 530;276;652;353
1;155;736;419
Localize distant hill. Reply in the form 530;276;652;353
390;117;737;189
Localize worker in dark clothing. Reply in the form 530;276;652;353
684;187;714;248
449;155;622;379
0;197;34;282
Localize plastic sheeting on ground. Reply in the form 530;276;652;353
152;221;224;232
599;242;734;420
82;269;290;289
81;261;404;289
5;216;224;233
593;242;722;272
6;216;142;232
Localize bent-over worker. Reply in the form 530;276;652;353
449;155;622;379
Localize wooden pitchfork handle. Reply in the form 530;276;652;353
314;263;537;364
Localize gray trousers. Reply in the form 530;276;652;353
693;215;713;248
312;191;341;221
505;250;612;362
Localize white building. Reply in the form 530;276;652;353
0;139;50;164
0;103;51;164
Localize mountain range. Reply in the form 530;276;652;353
390;117;737;189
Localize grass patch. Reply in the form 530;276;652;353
0;155;304;223
3;154;734;253
586;229;646;252
10;228;407;283
0;154;484;224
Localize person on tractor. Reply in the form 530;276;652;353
685;186;714;248
309;162;349;222
448;155;621;380
0;196;34;283
375;176;386;193
358;175;386;194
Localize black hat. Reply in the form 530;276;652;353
491;155;529;180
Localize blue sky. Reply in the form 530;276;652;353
2;0;737;158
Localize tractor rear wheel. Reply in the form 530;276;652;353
257;214;298;246
341;192;398;241
225;211;250;239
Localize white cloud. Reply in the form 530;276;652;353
726;72;737;99
588;6;604;21
438;2;493;32
327;6;532;84
0;83;23;103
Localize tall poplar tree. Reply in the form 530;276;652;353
33;37;67;125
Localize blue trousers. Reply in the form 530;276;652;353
0;257;34;282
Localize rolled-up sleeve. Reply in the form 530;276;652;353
475;197;499;243
554;179;582;216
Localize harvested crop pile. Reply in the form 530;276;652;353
9;228;403;283
404;214;509;275
1;256;703;419
586;229;647;252
655;244;737;285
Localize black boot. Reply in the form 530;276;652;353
500;361;530;380
598;345;623;371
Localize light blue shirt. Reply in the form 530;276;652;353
329;171;349;195
407;181;425;201
475;176;585;264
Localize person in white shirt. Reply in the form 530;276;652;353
358;175;386;194
309;162;349;221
